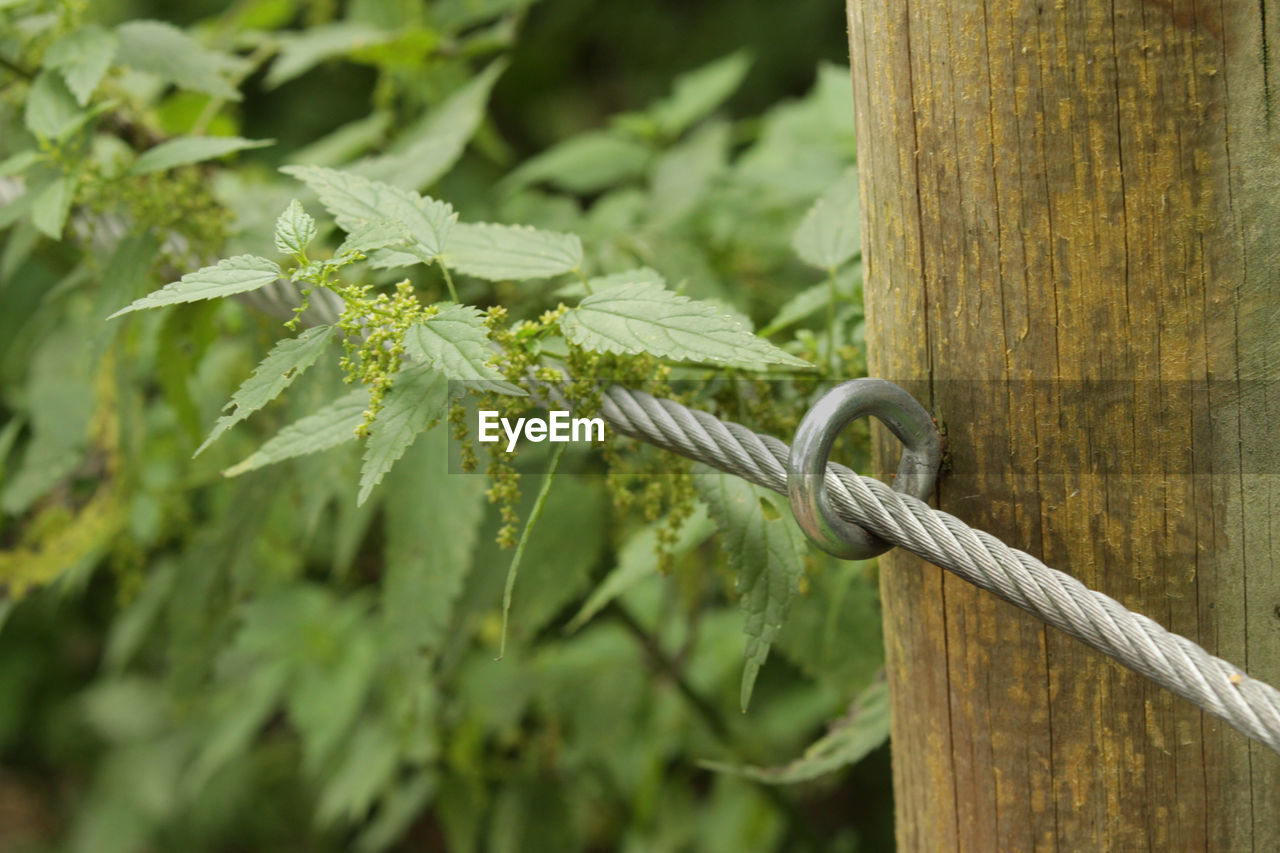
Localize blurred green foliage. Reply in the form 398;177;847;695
0;1;893;850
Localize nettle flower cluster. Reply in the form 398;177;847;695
109;167;814;544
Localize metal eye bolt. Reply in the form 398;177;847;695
786;378;942;560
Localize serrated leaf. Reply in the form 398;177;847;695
195;326;335;457
265;23;390;89
702;678;890;783
108;255;280;318
383;427;486;657
223;388;368;476
130;136;273;174
290;111;391;167
735;64;856;204
792;170;861;270
648;120;729;225
334;219;411;256
290;629;378;774
566;503;715;633
649;51;751;137
281;165;455;265
354;60;506;191
115;20;245;100
759;266;860;337
186;664;287;793
45;25;117;106
30;175;76;239
777;559;883;690
403;304;524;395
442;222;583;281
316;722;398;826
274;199;317;255
505;131;651;195
0;149;40;178
24;70;84;140
696;469;808;710
554;266;665;300
561;277;811;370
357;367;448;505
353;773;435;853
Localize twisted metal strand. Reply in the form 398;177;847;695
603;385;1280;754
235;279;1280;753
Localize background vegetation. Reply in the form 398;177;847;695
0;1;892;849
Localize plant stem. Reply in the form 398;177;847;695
497;442;565;660
576;267;592;294
437;258;459;302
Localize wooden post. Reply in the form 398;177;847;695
847;1;1279;849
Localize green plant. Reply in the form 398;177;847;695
0;2;886;850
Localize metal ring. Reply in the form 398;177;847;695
786;379;941;560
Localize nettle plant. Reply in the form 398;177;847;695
1;2;884;847
110;155;858;693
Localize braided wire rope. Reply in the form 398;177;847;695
240;280;1280;753
6;169;1272;750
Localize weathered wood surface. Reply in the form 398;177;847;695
847;0;1279;849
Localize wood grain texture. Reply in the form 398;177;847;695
846;0;1279;849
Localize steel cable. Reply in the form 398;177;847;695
10;170;1272;753
234;279;1280;753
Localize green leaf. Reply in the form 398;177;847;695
566;503;715;632
354;60;506;191
334;218;411;256
696;469;808;710
792;170;861;270
649;51;751;137
281;165;455;264
442;222;583;281
0;149;41;178
286;601;379;774
357;366;449;506
354;773;435;853
290;111;392;167
403;303;524;395
777;558;883;691
24;70;84;140
735;63;856;205
195;325;335;457
45;25;117;106
115;20;245;100
223;388;368;476
187;664;288;793
274;199;317;255
648;121;729;225
316;722;398;826
759;266;860;337
505;131;651;195
561;276;811;370
555;265;665;300
130;136;273;174
29;175;76;239
265;23;389;89
383;427;486;657
1;327;95;515
702;678;891;783
108;255;280;318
